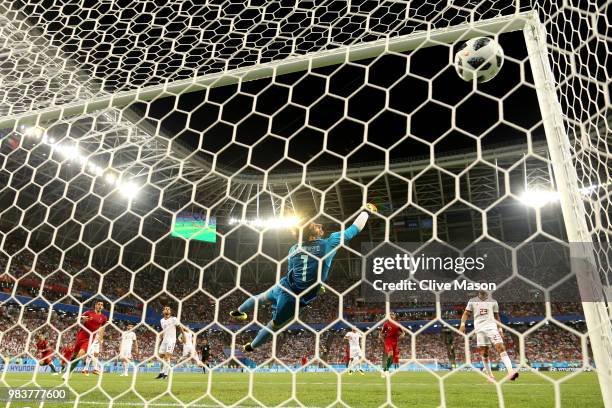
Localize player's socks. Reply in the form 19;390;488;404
237;291;269;315
162;361;171;376
49;363;57;373
482;357;493;377
237;296;256;314
499;351;518;381
69;358;80;373
385;356;393;371
250;322;273;349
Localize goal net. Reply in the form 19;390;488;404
0;1;610;407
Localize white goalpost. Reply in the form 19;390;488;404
523;12;612;405
0;2;610;407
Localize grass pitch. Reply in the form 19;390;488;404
2;370;603;407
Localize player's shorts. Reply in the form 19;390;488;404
476;326;503;346
265;284;296;326
182;345;197;359
40;353;53;365
73;331;93;354
159;339;176;354
384;340;399;356
119;348;132;359
62;353;73;365
349;347;361;359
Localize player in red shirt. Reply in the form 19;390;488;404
379;312;405;377
35;334;58;374
64;300;108;378
60;345;74;373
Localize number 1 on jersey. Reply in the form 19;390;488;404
300;255;308;281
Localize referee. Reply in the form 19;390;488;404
200;339;211;373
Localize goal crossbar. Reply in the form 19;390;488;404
0;12;530;130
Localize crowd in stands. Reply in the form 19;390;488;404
0;301;586;369
0;237;588;370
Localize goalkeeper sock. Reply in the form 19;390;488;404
500;352;513;373
238;292;268;314
238;297;256;314
251;321;274;349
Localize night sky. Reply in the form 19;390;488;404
131;30;544;170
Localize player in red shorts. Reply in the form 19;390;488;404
64;300;108;379
35;334;58;374
379;312;405;378
60;345;74;373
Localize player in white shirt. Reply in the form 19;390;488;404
119;324;139;376
460;291;518;382
177;328;206;369
155;306;184;379
344;327;364;375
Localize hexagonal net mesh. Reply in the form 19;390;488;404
0;1;610;407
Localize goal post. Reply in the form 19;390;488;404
523;13;612;405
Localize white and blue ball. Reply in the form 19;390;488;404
454;37;504;83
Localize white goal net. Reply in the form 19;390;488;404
0;1;610;407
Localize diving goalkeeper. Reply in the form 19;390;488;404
230;204;376;352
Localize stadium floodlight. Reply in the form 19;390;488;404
580;183;609;196
104;172;117;185
55;143;79;159
521;184;607;208
23;126;44;138
117;181;139;199
519;189;560;208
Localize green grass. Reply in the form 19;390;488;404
1;370;604;407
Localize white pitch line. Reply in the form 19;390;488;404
73;402;317;408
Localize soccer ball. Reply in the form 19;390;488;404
454;37;504;83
